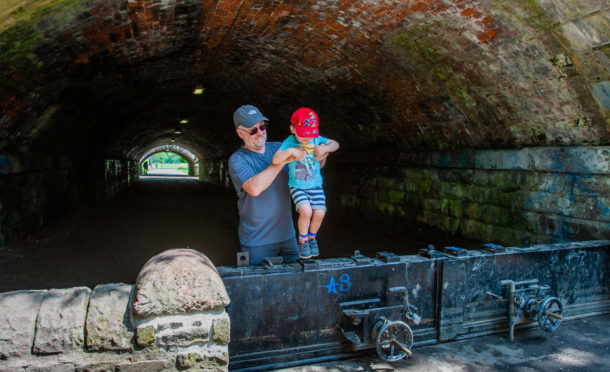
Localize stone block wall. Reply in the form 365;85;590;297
101;159;139;201
199;159;231;189
0;154;139;248
0;249;230;371
0;154;78;247
326;146;610;246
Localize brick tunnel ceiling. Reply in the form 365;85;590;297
1;0;608;160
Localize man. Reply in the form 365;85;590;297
229;104;310;265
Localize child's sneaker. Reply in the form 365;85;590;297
309;239;319;257
298;241;312;259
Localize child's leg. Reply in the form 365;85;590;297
295;203;313;259
290;187;313;243
308;209;326;235
297;203;312;243
307;186;326;257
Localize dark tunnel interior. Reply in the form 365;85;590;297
0;0;609;289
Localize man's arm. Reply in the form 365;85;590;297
272;147;306;165
241;164;285;197
243;148;306;197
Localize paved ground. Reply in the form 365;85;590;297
282;314;610;372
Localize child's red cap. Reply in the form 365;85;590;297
290;107;319;138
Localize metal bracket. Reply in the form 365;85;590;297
419;244;444;258
262;256;283;269
351;250;371;265
376;251;400;263
298;258;319;271
442;246;469;257
481;243;505;253
237;252;249;267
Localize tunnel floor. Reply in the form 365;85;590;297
0;178;481;292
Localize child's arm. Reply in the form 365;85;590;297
314;139;339;158
272;147;306;165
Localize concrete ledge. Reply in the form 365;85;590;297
400;146;610;174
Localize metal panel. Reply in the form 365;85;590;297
439;241;610;341
221;258;411;369
220;241;610;370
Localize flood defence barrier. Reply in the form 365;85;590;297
0;241;608;371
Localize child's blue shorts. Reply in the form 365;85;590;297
289;186;326;212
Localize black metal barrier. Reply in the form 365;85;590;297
219;240;610;371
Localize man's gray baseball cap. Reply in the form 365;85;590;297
233;105;269;128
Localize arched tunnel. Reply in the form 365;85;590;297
1;0;609;289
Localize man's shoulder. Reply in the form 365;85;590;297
229;147;243;160
267;141;282;152
229;147;249;167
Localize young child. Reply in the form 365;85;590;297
272;107;340;259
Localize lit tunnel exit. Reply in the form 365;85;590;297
139;145;200;178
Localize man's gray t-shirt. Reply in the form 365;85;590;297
228;142;295;247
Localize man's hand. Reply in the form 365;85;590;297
313;146;326;158
314;151;329;163
272;147;306;165
284;147;306;163
314;140;339;167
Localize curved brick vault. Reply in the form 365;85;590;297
1;0;608;161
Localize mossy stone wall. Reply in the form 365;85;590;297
325;146;609;246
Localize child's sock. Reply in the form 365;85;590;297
308;232;317;240
299;233;309;243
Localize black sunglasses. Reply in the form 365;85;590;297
239;122;268;136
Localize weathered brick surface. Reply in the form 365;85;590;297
0;0;607;164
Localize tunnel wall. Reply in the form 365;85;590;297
99;158;139;201
0;154;138;248
327;146;610;246
199;159;231;188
